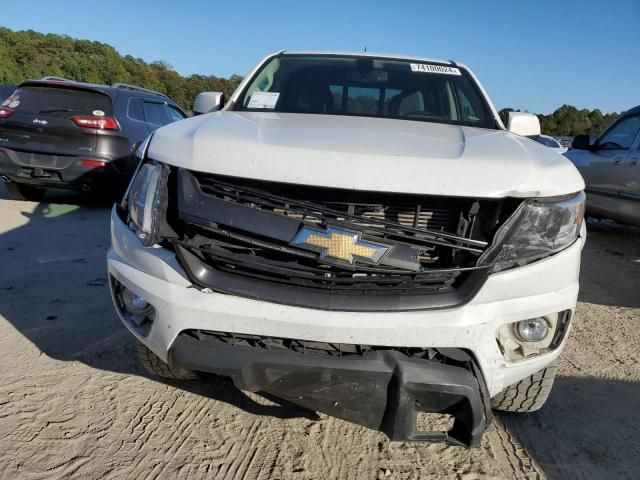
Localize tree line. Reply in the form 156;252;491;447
0;27;242;112
499;106;619;137
0;27;621;134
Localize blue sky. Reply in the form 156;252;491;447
2;0;638;114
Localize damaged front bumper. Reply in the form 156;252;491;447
169;332;491;447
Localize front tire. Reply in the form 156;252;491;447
5;181;46;201
136;341;198;380
491;362;557;412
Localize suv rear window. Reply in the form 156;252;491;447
236;54;497;129
3;86;113;116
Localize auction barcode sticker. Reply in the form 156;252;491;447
410;64;461;75
248;91;280;109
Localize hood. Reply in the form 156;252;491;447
148;111;584;198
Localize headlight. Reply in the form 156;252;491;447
123;134;170;247
479;191;585;270
122;133;154;201
127;161;169;247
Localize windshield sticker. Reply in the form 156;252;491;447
248;91;280;109
92;110;105;117
410;64;461;75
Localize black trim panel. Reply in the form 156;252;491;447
178;167;302;242
169;331;490;447
174;243;489;312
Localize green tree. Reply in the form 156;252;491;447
0;27;243;112
500;105;620;137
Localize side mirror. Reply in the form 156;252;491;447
193;92;224;115
571;134;592;150
507;112;541;137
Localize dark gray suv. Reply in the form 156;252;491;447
0;78;186;200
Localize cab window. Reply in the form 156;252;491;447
598;115;640;150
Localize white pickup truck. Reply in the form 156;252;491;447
108;51;586;447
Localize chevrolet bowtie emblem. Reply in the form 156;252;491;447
292;226;390;265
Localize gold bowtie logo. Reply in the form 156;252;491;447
292;227;389;265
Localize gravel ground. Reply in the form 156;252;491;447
0;185;638;480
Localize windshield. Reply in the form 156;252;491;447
235;54;497;129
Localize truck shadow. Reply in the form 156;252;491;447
0;190;129;369
495;376;640;480
161;375;320;421
0;187;318;421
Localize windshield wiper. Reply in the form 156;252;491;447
37;108;81;114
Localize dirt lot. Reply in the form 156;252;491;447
0;185;638;480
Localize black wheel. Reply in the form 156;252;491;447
136;340;199;380
491;362;557;412
5;181;46;201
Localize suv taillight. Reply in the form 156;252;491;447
0;107;14;119
72;116;119;130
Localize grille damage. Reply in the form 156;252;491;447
171;169;504;310
196;172;459;232
191;171;488;254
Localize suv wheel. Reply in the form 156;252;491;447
491;362;557;412
5;182;46;202
136;341;199;380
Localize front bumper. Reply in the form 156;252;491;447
171;332;490;447
108;206;585;444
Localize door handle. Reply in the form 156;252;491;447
629;158;639;166
612;157;623;165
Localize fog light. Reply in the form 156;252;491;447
110;276;155;336
516;318;549;342
121;289;149;313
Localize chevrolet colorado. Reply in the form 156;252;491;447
107;51;586;447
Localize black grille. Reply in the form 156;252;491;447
194;172;466;236
184;241;470;295
174;169;492;310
